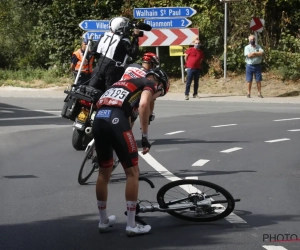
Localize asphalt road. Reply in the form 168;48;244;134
0;96;300;250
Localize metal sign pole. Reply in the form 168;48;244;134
224;2;228;79
73;38;93;86
255;31;258;45
180;56;185;83
156;46;159;59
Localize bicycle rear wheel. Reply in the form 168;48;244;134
78;141;97;185
156;179;235;222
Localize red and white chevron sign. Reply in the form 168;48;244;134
139;28;199;46
250;17;265;32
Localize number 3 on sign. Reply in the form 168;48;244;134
186;9;189;15
84;22;88;29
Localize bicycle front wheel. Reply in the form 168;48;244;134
156;179;235;222
78;141;97;185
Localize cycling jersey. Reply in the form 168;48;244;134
120;63;148;80
95;78;158;118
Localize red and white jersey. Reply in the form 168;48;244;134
120;63;148;80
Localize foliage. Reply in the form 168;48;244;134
0;0;299;81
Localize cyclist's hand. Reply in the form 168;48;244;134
141;134;151;154
148;113;155;125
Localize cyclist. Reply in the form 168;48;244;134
121;52;160;126
92;68;169;236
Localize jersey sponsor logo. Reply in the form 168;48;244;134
96;109;111;118
128;90;142;106
123;130;137;153
112;118;119;124
112;81;138;92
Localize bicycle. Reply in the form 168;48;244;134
78;148;240;223
78;139;119;185
130;176;240;224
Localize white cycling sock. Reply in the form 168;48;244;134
126;201;137;228
97;200;108;224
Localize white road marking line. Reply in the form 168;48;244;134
0;107;27;111
262;246;288;250
274;117;300;121
265;138;290;143
165;131;185;135
34;110;62;113
138;152;180;182
288;129;300;132
185;177;198;180
155;148;179;152
0;115;60;121
0;107;61;112
0;124;72;134
211;124;237;128
221;147;243;153
192;159;210;167
0;110;14;113
139;152;247;224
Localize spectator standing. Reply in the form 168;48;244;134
70;38;94;86
184;40;204;100
244;34;264;98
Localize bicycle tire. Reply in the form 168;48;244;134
156;179;235;222
78;142;96;185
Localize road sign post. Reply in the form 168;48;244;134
138;28;199;46
250;17;265;45
82;31;105;41
220;0;242;80
144;18;192;29
79;20;109;31
134;7;197;84
169;45;189;83
133;7;197;18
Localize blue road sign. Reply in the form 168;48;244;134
79;20;109;31
83;31;106;41
133;7;197;19
144;18;192;29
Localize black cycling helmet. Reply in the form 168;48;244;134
145;68;170;96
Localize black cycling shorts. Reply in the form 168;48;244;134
92;107;138;169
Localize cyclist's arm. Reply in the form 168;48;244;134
139;90;152;135
150;99;155;114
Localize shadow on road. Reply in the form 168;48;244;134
0;102;72;127
0;211;298;250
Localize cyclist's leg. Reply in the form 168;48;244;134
111;110;151;235
92;109;115;225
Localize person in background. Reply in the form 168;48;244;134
244;34;264;98
70;38;94;86
184;39;204;100
89;17;140;93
